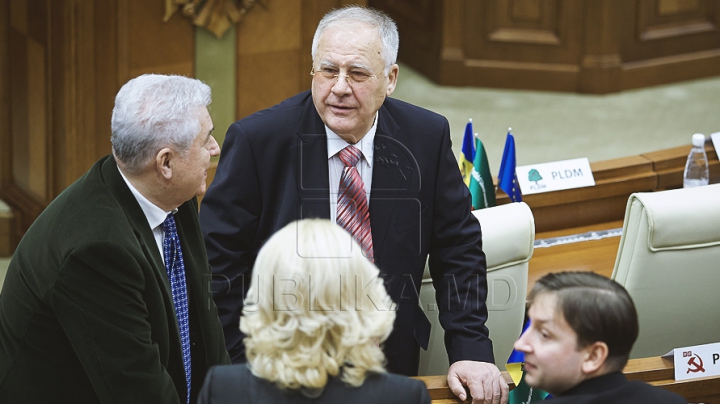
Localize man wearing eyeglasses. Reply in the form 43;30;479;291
200;6;507;404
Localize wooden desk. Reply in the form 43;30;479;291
416;356;720;403
529;220;623;292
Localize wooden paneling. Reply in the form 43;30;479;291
0;0;195;250
372;0;720;93
9;0;47;203
235;0;365;120
0;1;10;186
368;0;441;84
633;0;715;44
49;0;98;193
0;2;13;257
620;0;720;89
120;0;194;79
235;0;304;118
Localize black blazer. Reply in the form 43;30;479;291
200;91;492;375
197;364;430;404
0;156;230;403
548;372;687;404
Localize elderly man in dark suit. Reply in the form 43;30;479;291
200;6;508;404
0;74;230;403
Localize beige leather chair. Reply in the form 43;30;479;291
417;202;535;376
611;183;720;359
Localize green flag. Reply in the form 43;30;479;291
508;369;550;404
469;136;496;209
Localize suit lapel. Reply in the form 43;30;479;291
370;105;410;258
295;99;331;220
100;157;173;302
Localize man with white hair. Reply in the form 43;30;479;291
0;74;230;403
201;6;507;404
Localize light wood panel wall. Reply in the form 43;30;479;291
0;0;194;249
235;0;364;120
370;0;720;93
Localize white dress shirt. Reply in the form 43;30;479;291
118;167;175;262
326;113;377;223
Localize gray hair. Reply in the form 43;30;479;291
111;74;211;174
311;6;399;72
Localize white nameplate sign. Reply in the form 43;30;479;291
711;131;720;159
666;342;720;381
516;157;595;195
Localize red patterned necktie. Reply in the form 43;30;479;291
337;145;374;259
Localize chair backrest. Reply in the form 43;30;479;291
611;183;720;359
417;202;535;375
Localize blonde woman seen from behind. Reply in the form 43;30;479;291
197;219;431;404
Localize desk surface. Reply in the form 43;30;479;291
416;356;720;403
529;220;623;292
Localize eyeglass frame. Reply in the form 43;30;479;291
309;65;387;85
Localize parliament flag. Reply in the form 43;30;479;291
458;120;475;186
469;136;496;209
498;130;522;202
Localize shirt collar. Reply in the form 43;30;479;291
118;167;174;230
326;112;377;167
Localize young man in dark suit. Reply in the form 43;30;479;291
200;6;507;404
514;272;686;403
0;74;230;403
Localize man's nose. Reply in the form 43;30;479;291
331;74;353;95
513;331;531;353
209;136;220;157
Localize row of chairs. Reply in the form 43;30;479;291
418;183;720;375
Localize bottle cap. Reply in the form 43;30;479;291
692;133;706;147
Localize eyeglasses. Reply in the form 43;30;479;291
310;66;383;85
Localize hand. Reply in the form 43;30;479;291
447;360;508;404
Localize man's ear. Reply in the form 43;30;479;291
581;342;609;375
385;63;399;96
156;147;173;180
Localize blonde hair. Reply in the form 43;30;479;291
240;219;396;391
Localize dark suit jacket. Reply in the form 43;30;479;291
197;364;430;404
0;156;230;403
200;91;492;375
548;372;687;404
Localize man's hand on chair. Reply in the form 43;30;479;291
447;360;508;404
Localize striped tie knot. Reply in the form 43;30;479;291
339;145;362;167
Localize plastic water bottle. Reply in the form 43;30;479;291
683;133;709;188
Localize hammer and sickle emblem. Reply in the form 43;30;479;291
686;354;705;374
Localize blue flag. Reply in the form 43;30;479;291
458;120;475;186
498;130;522;202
